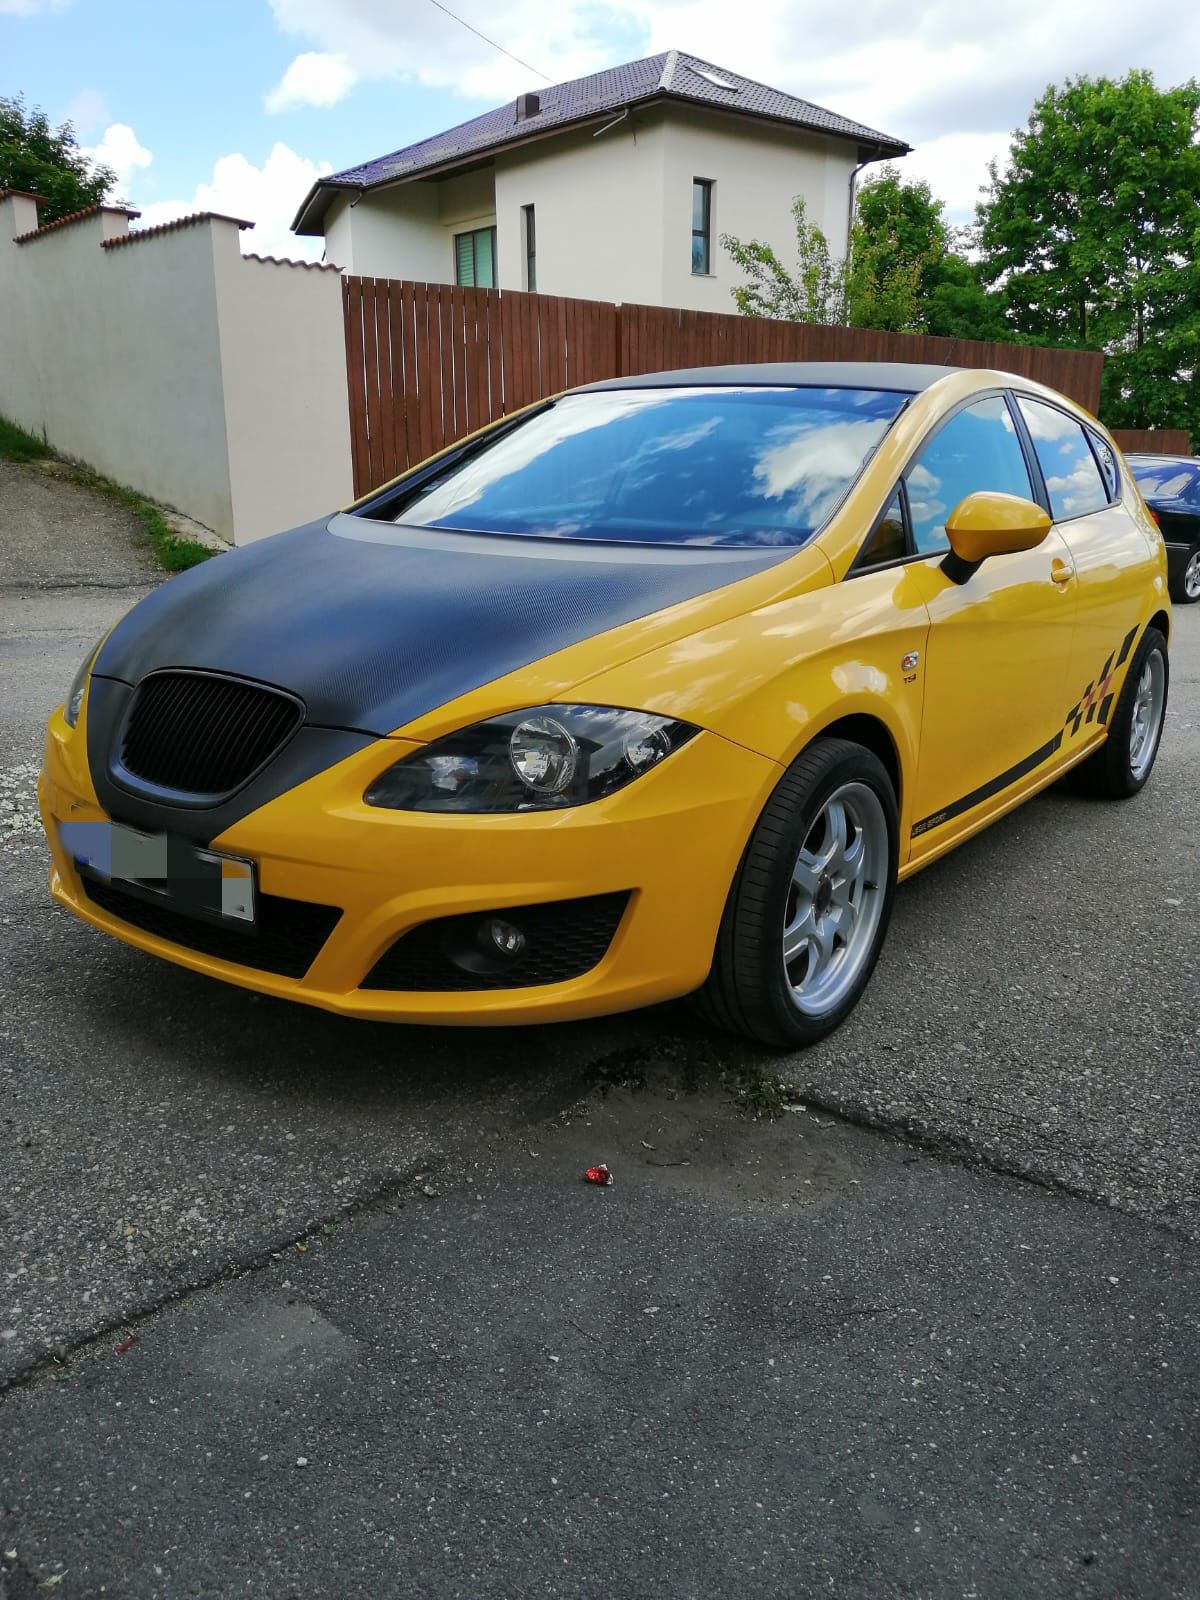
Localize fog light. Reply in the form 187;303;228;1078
482;917;526;958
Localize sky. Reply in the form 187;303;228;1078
3;0;1199;263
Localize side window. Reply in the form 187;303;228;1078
1017;398;1108;520
1088;430;1120;502
854;488;907;570
906;395;1033;555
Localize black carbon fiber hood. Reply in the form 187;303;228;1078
93;515;788;737
85;515;790;843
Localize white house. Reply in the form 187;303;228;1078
291;50;909;311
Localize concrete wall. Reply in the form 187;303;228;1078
323;107;859;312
0;193;353;544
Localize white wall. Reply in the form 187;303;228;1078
494;118;667;302
656;108;859;312
324;168;497;282
0;195;353;543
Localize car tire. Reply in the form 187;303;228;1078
1072;626;1169;799
697;737;898;1049
1171;550;1200;605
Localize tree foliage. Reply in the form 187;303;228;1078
720;197;852;325
720;170;1008;340
978;71;1200;431
0;94;114;223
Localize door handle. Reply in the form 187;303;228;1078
1050;558;1074;587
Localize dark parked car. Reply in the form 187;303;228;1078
1127;454;1200;604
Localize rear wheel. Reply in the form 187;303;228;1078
1073;626;1168;798
697;737;898;1049
1172;550;1200;605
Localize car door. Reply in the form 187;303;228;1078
903;392;1079;857
1015;397;1156;733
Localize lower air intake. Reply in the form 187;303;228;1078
361;892;631;991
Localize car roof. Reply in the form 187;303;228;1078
1126;453;1197;467
576;361;960;395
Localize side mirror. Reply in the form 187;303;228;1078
941;492;1052;584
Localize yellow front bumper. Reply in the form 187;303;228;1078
39;707;780;1025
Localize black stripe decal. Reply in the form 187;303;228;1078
911;732;1064;838
1116;626;1137;667
1098;692;1114;726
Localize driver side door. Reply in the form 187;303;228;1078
904;392;1078;860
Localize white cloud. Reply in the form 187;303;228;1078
82;123;152;193
0;0;68;12
265;50;357;112
134;142;331;261
265;0;1200;223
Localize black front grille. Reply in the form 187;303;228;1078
361;892;631;992
82;875;341;979
119;671;303;798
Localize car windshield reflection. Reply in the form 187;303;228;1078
382;385;913;549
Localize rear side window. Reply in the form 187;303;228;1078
1089;431;1120;501
854;488;907;569
1017;398;1109;520
905;395;1033;555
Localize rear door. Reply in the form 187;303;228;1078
1015;398;1152;740
903;393;1078;858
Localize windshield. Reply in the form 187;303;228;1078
379;385;912;548
1129;459;1200;511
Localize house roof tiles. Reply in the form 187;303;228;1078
99;212;254;249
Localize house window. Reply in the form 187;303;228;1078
522;204;536;292
691;179;713;275
454;226;497;288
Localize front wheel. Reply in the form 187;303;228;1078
697;737;898;1049
1074;626;1169;798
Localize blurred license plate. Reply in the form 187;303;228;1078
61;820;256;924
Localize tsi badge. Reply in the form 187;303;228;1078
901;649;920;683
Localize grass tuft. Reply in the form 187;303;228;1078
0;414;215;572
0;414;51;462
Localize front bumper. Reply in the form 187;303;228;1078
39;705;780;1024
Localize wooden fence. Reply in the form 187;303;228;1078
343;278;1107;498
1110;428;1191;457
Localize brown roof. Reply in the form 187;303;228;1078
0;188;46;205
99;212;255;249
13;201;141;244
244;251;340;273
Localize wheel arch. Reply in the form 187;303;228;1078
794;711;903;814
1148;607;1171;645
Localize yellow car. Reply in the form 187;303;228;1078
39;362;1170;1047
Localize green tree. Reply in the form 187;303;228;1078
0;94;115;223
977;71;1200;430
849;165;1009;338
720;196;851;324
720;173;1009;339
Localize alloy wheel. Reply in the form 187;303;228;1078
1129;648;1166;781
783;781;889;1017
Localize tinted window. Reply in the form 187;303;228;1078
1129;459;1200;511
1018;398;1108;519
906;395;1032;555
386;385;912;548
855;488;907;569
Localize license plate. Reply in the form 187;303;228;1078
60;820;256;924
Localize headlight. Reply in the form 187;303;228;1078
364;705;699;813
63;642;101;728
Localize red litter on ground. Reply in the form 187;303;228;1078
114;1335;138;1354
584;1164;614;1187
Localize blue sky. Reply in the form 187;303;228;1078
4;0;1197;259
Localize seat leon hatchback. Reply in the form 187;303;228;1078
39;362;1170;1046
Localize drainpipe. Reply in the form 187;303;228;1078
847;143;887;254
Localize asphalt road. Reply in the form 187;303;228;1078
1;458;1197;1598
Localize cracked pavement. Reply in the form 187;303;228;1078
1;456;1197;1597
